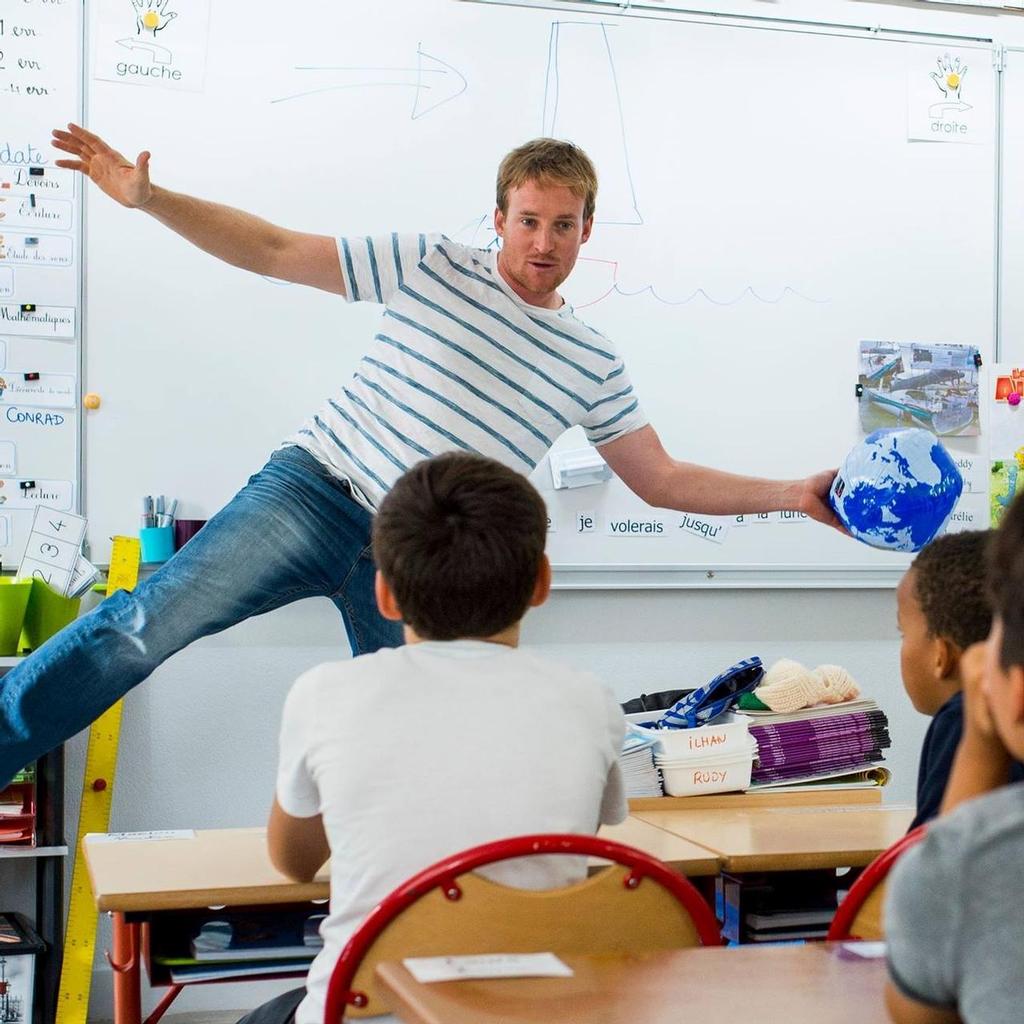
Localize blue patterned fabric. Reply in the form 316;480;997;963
656;657;764;729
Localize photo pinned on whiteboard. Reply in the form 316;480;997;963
858;340;979;437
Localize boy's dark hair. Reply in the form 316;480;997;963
989;495;1024;668
372;452;548;641
911;530;993;651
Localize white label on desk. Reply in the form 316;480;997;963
403;952;573;983
841;941;887;959
85;829;196;843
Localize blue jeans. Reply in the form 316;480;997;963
0;446;402;785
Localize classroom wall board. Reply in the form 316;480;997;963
55;1;1008;581
999;45;1024;368
0;2;83;571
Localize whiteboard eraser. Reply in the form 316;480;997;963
550;447;613;489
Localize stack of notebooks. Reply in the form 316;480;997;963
0;766;37;847
741;698;892;790
618;729;663;798
157;911;325;983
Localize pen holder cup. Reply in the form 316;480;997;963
173;519;206;549
0;579;33;656
19;578;81;653
140;525;175;564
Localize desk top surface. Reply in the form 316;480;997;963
633;804;915;872
83;797;906;912
83;827;330;912
82;820;720;912
596;817;721;875
376;943;890;1024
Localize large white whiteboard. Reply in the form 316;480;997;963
80;0;997;584
0;2;83;570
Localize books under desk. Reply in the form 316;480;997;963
145;905;326;985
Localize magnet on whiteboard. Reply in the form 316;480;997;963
1009;392;1021;407
550;447;613;489
83;392;101;410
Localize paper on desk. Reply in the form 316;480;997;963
841;942;887;959
85;830;196;843
402;952;573;983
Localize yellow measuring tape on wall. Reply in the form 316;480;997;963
56;535;141;1024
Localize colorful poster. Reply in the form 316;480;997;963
989;365;1024;527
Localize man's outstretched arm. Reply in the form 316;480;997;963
52;123;344;294
598;424;840;527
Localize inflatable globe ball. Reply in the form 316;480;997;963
830;428;963;553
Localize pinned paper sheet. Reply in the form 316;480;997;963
0;196;72;231
16;505;86;595
0;373;76;409
0;165;77;199
0;303;76;338
0;268;12;298
402;952;573;983
0;479;74;510
0;441;14;475
0;232;74;268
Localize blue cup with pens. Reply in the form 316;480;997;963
140;494;178;563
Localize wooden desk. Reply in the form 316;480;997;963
84;827;329;912
83;828;330;1024
82;823;719;1024
376;943;890;1024
596;817;721;875
633;804;915;872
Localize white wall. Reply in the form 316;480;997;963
14;0;1024;1018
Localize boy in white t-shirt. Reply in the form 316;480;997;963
236;452;628;1024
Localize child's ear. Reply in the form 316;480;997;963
935;636;962;681
1008;664;1024;725
529;554;552;609
374;570;403;622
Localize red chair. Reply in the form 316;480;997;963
324;832;722;1021
826;825;927;941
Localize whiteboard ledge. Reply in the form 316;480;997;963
550;564;905;590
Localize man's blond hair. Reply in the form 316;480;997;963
496;138;598;223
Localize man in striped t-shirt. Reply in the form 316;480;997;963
0;129;837;784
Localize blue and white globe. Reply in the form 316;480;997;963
830;428;963;552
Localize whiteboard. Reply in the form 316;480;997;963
0;2;83;569
80;0;997;584
1000;45;1024;365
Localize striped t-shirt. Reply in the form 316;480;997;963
286;233;647;510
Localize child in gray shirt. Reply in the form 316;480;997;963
885;501;1024;1024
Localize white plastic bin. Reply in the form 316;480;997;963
629;712;752;759
656;737;758;797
